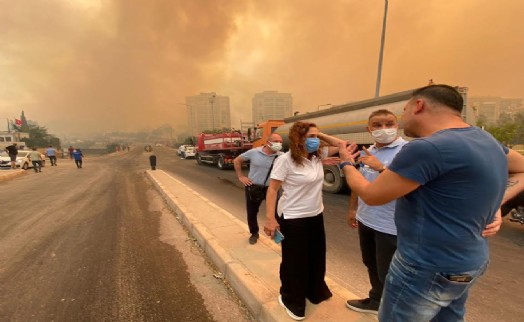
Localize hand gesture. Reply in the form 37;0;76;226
338;142;359;163
360;146;384;171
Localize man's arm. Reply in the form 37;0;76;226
503;149;524;204
339;142;420;205
233;156;252;186
348;191;358;228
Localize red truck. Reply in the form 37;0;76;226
195;131;253;170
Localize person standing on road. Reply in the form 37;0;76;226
338;84;524;321
5;142;18;169
345;109;408;315
68;146;74;159
233;133;284;245
46;145;58;166
73;149;84;168
263;122;347;321
28;147;43;173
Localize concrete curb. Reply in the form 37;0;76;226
147;170;376;322
0;170;27;182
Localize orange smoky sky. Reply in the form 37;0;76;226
1;0;523;138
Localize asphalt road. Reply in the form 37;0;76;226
155;146;524;322
0;150;253;322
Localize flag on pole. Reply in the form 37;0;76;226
15;118;22;126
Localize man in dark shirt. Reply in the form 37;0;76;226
5;143;18;169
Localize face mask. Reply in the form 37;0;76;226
371;128;398;144
305;137;320;153
268;142;282;152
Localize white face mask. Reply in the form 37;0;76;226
268;141;282;152
371;128;398;144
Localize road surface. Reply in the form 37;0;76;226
0;149;253;321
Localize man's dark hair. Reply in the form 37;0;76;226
412;84;463;113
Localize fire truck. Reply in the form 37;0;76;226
248;86;473;193
195;131;253;170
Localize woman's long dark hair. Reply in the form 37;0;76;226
288;121;318;166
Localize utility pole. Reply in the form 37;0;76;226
375;0;389;98
209;94;216;131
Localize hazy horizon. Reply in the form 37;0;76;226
1;0;523;139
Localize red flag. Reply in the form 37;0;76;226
15;118;22;126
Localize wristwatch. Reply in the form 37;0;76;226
378;165;386;173
338;161;356;170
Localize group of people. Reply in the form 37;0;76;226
4;143;85;172
233;84;524;321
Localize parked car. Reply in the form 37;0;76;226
177;144;194;157
0;150;46;170
182;146;196;159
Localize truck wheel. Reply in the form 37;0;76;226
22;162;29;170
323;165;346;193
196;154;203;165
217;156;227;170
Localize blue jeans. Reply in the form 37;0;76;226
379;252;488;322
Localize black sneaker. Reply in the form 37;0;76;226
345;298;379;314
248;233;259;245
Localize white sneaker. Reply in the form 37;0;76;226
278;295;305;321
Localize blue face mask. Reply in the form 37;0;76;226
305;137;320;153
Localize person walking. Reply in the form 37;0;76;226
68;146;74;159
5;142;18;169
233;133;284;245
345;109;408;315
338;84;524;321
46;145;58;166
28;147;43;173
72;149;84;168
263;122;347;321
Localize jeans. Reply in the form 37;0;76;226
379;252;488;322
358;221;397;302
49;155;57;166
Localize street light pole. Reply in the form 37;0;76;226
375;0;389;98
209;94;216;131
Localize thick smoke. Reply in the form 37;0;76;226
0;0;523;137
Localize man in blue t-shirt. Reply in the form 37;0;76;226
338;84;524;321
233;134;283;245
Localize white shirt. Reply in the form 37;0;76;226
270;151;324;219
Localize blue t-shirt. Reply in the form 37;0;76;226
388;127;508;272
357;137;408;235
239;147;282;186
73;150;83;161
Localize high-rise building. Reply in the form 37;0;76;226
186;92;231;135
470;96;523;125
252;91;293;125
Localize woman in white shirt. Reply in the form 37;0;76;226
264;121;345;320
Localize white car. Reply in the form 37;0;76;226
0;150;46;170
182;146;196;159
178;145;196;159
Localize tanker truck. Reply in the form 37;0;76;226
248;86;472;193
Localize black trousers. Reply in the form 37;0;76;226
244;186;266;235
32;161;42;172
278;213;332;316
49;156;57;166
358;221;397;302
75;159;83;168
